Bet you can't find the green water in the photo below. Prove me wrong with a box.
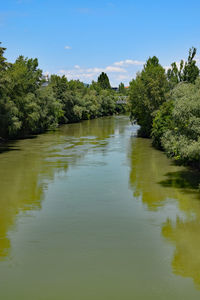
[0,115,200,300]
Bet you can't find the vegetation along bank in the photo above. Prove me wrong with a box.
[1,42,200,170]
[0,43,126,141]
[129,47,200,170]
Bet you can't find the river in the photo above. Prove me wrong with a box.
[0,115,200,299]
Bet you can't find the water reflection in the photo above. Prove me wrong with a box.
[128,137,188,210]
[128,135,200,287]
[0,117,117,260]
[162,217,200,288]
[159,170,200,191]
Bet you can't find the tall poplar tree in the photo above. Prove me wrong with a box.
[97,72,111,89]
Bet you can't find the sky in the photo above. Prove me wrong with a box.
[1,0,200,86]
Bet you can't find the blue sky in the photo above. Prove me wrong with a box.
[1,0,200,86]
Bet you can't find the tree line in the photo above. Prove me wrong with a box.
[129,47,200,169]
[0,43,126,141]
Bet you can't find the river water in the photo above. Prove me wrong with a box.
[0,115,200,299]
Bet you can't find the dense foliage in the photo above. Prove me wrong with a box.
[129,56,168,137]
[162,80,200,168]
[0,48,63,139]
[97,72,111,90]
[151,100,174,149]
[167,47,199,87]
[49,74,126,123]
[118,82,127,95]
[0,43,126,140]
[129,48,200,169]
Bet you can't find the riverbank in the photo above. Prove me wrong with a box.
[129,49,200,171]
[0,43,127,142]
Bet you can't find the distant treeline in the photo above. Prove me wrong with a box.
[0,43,126,141]
[129,47,200,169]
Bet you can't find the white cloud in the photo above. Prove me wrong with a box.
[114,59,144,66]
[64,45,71,50]
[86,67,104,73]
[58,64,127,84]
[55,53,200,86]
[105,66,126,72]
[117,74,129,80]
[85,66,126,73]
[57,58,144,86]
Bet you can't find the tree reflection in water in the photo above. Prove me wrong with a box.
[128,136,200,288]
[0,117,116,261]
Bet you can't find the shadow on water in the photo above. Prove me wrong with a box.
[0,145,20,154]
[159,169,200,191]
[0,134,40,155]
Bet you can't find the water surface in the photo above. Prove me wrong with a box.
[0,116,200,299]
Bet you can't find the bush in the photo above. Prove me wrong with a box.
[162,79,200,168]
[151,100,174,149]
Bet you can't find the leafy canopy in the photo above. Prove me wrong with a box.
[129,56,168,137]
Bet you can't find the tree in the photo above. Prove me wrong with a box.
[151,100,174,149]
[0,52,64,139]
[167,61,184,88]
[3,56,43,137]
[0,43,20,139]
[167,47,199,87]
[97,72,111,89]
[129,56,168,137]
[0,42,121,140]
[118,82,126,94]
[183,47,199,83]
[99,90,116,115]
[7,56,42,98]
[0,42,7,73]
[162,79,200,168]
[50,75,68,101]
[0,43,9,98]
[90,80,102,93]
[35,87,63,132]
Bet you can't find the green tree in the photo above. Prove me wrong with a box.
[129,56,168,137]
[97,72,111,90]
[49,76,88,123]
[7,56,42,98]
[35,87,63,132]
[162,79,200,168]
[167,61,184,88]
[0,42,122,141]
[0,53,63,139]
[183,47,199,83]
[90,80,102,93]
[50,75,68,101]
[4,56,43,136]
[0,42,8,73]
[167,47,199,87]
[99,90,116,115]
[118,82,126,94]
[0,43,21,139]
[151,100,174,149]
